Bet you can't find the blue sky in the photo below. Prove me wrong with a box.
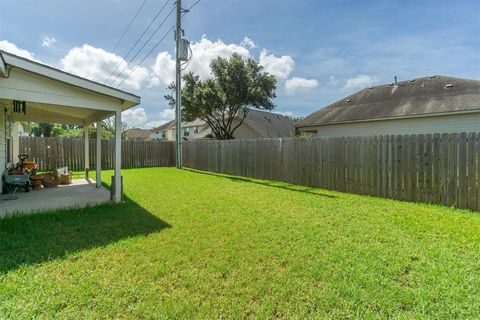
[1,0,479,128]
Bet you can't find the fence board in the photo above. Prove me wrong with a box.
[467,133,477,210]
[19,137,175,171]
[182,134,480,211]
[20,133,480,211]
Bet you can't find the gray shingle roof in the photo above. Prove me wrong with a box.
[150,108,294,138]
[243,109,294,138]
[151,119,175,131]
[296,75,480,128]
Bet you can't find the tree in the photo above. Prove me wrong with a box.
[165,53,277,140]
[26,117,129,139]
[29,123,54,137]
[100,117,130,139]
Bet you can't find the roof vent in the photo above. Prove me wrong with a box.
[445,83,454,88]
[368,86,374,89]
[429,75,436,79]
[345,99,352,103]
[408,79,416,83]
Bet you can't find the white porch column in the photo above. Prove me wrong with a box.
[11,122,20,162]
[96,121,102,188]
[84,125,89,179]
[114,110,122,202]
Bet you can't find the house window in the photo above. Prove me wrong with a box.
[183,127,190,137]
[193,126,199,134]
[161,131,166,139]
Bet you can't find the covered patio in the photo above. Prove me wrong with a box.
[0,179,110,217]
[0,51,140,210]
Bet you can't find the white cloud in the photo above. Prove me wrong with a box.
[151,52,176,87]
[60,44,149,89]
[144,120,166,129]
[145,109,175,129]
[343,75,375,90]
[122,107,148,128]
[158,108,175,120]
[151,35,251,85]
[41,36,56,48]
[187,36,251,79]
[259,49,294,80]
[241,36,257,49]
[285,77,318,95]
[124,108,175,129]
[329,75,338,86]
[0,40,35,60]
[150,36,299,88]
[276,111,294,117]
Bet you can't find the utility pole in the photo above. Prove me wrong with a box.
[175,0,183,168]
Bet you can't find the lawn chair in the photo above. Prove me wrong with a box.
[1,155,37,200]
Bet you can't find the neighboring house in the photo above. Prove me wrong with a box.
[126,128,150,140]
[150,120,175,140]
[295,75,480,137]
[150,108,294,140]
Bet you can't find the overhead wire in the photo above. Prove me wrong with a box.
[108,5,176,86]
[115,0,201,87]
[111,0,149,52]
[115,24,176,87]
[187,0,201,11]
[103,0,171,85]
[98,0,148,73]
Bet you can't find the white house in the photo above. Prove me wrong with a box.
[295,75,480,137]
[0,50,140,202]
[150,108,294,140]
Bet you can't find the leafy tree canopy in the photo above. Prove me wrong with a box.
[165,53,277,140]
[26,117,129,139]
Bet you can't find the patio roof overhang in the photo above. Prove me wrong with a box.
[0,50,141,203]
[0,50,140,125]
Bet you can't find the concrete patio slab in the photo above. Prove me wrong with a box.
[0,179,111,218]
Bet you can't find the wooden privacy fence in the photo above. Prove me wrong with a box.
[19,137,175,171]
[183,133,480,211]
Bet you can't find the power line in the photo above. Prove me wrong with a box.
[107,5,176,86]
[110,0,149,55]
[175,0,183,168]
[98,0,148,73]
[186,0,201,11]
[104,0,171,84]
[115,23,175,87]
[115,1,201,88]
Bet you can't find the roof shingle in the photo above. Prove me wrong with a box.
[296,75,480,127]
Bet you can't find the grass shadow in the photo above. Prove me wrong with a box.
[184,168,336,199]
[0,197,170,274]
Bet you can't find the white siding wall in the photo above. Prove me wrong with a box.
[155,121,262,140]
[307,113,480,137]
[0,68,121,112]
[150,130,168,140]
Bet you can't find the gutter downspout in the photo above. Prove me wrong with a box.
[0,51,7,78]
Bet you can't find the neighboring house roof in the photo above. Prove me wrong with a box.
[296,75,480,128]
[181,118,207,128]
[150,109,294,138]
[242,108,294,137]
[151,120,175,131]
[0,50,140,110]
[126,128,150,140]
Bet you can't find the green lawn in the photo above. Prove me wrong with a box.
[1,167,480,319]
